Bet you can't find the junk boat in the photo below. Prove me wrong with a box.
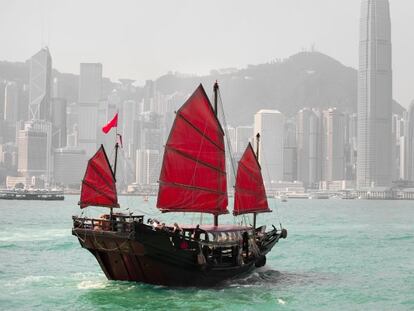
[72,83,287,286]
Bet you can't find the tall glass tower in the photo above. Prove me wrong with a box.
[357,0,393,189]
[29,47,52,121]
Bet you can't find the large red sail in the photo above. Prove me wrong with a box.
[79,145,119,209]
[157,84,228,215]
[233,143,271,216]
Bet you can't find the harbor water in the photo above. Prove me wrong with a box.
[0,196,413,310]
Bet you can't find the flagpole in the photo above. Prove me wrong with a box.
[111,110,119,227]
[113,109,119,179]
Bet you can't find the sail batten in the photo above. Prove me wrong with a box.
[79,145,119,209]
[233,143,270,216]
[157,84,228,215]
[177,114,225,152]
[166,146,227,175]
[159,181,227,195]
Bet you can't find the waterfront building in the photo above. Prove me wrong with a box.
[53,147,86,187]
[283,119,297,182]
[136,149,160,185]
[254,109,285,185]
[322,108,346,182]
[404,101,414,181]
[357,0,393,188]
[296,108,322,188]
[17,128,47,177]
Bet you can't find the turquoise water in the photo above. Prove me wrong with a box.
[0,196,413,310]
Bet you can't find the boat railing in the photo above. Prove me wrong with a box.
[73,215,144,233]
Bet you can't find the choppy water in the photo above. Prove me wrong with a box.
[0,196,413,310]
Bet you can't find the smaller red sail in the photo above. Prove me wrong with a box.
[79,145,119,209]
[233,143,271,216]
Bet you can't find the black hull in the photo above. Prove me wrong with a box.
[72,222,282,287]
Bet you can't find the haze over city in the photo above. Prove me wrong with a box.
[1,0,414,106]
[2,1,414,310]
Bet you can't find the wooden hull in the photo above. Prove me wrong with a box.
[72,223,282,287]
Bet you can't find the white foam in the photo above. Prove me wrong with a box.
[277,298,286,305]
[77,280,107,290]
[0,229,68,242]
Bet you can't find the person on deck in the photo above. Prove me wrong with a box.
[172,223,182,234]
[192,224,202,240]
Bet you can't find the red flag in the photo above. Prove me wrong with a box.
[102,113,118,134]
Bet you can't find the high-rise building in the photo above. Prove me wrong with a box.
[404,101,414,181]
[17,120,53,180]
[283,119,297,182]
[254,110,285,185]
[136,149,160,185]
[51,98,67,148]
[79,63,102,103]
[322,108,346,182]
[17,128,47,177]
[122,100,138,158]
[78,63,102,157]
[29,47,52,120]
[4,82,18,122]
[296,108,322,188]
[235,126,253,155]
[0,81,6,120]
[357,0,393,188]
[53,147,86,187]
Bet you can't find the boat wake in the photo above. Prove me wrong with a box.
[77,280,107,290]
[0,229,68,242]
[226,267,329,288]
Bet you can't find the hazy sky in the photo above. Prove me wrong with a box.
[1,0,413,106]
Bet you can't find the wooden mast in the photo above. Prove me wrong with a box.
[253,133,261,229]
[110,119,120,223]
[214,81,219,227]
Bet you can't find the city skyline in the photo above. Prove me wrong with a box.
[1,0,414,194]
[1,0,414,107]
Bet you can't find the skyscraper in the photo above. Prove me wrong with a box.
[235,126,253,155]
[322,108,346,182]
[404,101,414,181]
[79,63,102,103]
[78,63,102,156]
[296,108,322,188]
[357,0,393,188]
[283,119,297,182]
[17,128,47,176]
[4,82,18,122]
[254,110,285,185]
[29,47,52,120]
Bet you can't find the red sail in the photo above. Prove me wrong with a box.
[79,145,119,209]
[157,84,228,215]
[233,143,271,216]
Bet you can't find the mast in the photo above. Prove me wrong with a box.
[253,133,261,229]
[255,133,260,161]
[214,81,219,227]
[111,122,119,221]
[113,141,119,179]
